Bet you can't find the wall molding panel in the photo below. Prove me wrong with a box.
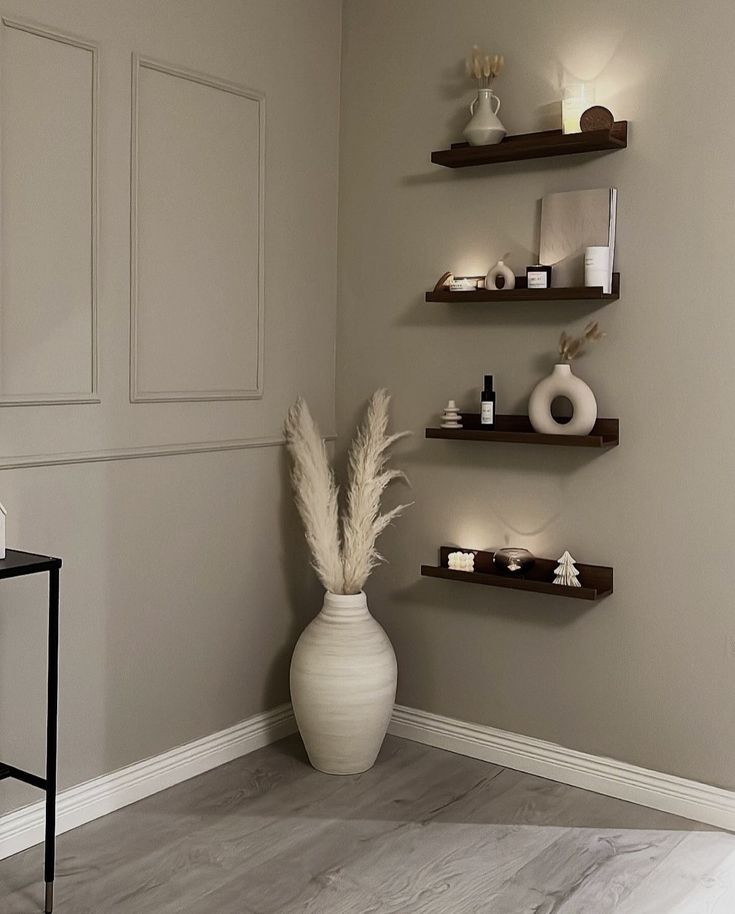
[130,55,266,404]
[0,432,336,470]
[0,17,99,406]
[389,705,735,832]
[0,704,296,861]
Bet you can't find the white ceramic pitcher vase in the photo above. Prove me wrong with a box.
[463,88,507,146]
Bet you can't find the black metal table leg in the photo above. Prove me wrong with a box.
[44,567,59,914]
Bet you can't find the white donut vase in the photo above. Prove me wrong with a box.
[528,363,597,436]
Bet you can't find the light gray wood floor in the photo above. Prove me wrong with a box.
[1,734,734,913]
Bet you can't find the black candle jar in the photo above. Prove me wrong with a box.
[526,264,553,289]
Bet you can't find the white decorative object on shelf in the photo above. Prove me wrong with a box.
[441,400,463,428]
[553,550,581,587]
[585,245,612,293]
[562,83,594,134]
[448,551,475,572]
[463,47,506,146]
[0,502,6,559]
[529,322,605,436]
[485,258,516,291]
[464,88,506,146]
[449,278,478,292]
[528,363,597,436]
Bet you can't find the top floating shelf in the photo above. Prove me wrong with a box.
[431,122,628,169]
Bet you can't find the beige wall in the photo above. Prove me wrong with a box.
[338,0,735,789]
[3,0,732,819]
[0,0,340,813]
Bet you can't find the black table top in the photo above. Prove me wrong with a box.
[0,549,62,579]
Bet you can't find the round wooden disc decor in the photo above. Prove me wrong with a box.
[580,106,615,132]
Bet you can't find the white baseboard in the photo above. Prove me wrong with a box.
[4,701,731,862]
[0,703,296,860]
[389,704,735,832]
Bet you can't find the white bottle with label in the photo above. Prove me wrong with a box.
[480,375,496,428]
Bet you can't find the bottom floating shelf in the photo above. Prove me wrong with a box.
[421,547,613,601]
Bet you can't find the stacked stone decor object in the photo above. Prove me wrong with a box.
[441,400,463,428]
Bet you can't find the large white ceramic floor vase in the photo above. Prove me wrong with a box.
[290,590,397,775]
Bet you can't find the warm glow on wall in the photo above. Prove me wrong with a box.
[451,521,493,550]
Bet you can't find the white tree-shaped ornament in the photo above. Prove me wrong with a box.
[553,550,581,587]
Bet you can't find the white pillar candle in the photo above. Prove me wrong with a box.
[584,245,611,293]
[562,84,594,134]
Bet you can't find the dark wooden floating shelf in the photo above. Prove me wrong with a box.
[422,547,613,601]
[426,414,619,449]
[427,273,619,303]
[431,121,628,168]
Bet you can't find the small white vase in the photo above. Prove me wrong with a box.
[290,590,397,775]
[486,259,516,291]
[528,363,597,436]
[463,88,506,146]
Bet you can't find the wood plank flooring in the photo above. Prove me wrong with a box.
[0,734,733,913]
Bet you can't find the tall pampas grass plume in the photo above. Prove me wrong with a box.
[284,398,344,594]
[342,390,411,593]
[285,390,411,595]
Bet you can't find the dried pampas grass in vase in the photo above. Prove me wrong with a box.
[285,390,411,776]
[342,389,411,594]
[284,398,345,594]
[284,389,411,594]
[558,321,605,362]
[465,45,504,89]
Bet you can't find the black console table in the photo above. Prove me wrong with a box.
[0,550,61,913]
